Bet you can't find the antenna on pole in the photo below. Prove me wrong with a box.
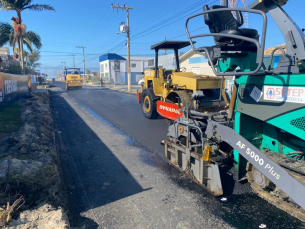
[220,0,229,6]
[241,0,248,28]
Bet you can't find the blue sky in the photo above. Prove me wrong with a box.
[0,0,304,77]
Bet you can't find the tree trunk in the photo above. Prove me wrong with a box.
[17,10,25,74]
[19,38,25,74]
[17,10,22,22]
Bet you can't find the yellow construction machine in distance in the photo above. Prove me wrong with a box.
[65,68,83,91]
[137,41,229,120]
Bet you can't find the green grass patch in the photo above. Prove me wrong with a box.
[0,103,23,140]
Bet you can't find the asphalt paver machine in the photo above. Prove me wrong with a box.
[163,0,305,221]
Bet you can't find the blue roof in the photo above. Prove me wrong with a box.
[99,53,126,62]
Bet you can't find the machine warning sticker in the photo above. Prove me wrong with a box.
[145,71,150,76]
[250,86,263,102]
[264,86,305,104]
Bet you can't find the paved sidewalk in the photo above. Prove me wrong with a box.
[85,83,141,94]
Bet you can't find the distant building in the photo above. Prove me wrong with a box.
[99,53,151,84]
[0,47,10,56]
[0,47,11,69]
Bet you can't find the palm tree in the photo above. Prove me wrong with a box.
[0,0,55,72]
[0,22,41,54]
[27,49,41,69]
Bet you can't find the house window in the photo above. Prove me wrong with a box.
[189,56,207,64]
[100,64,104,73]
[148,59,154,66]
[131,63,136,68]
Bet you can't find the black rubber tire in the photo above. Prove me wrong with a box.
[141,88,159,119]
[166,119,174,126]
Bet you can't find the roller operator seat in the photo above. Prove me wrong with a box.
[204,5,259,46]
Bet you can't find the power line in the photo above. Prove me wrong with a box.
[131,0,212,40]
[45,0,218,69]
[87,0,215,60]
[132,0,217,41]
[79,0,208,58]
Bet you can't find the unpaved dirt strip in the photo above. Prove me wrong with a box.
[50,86,305,229]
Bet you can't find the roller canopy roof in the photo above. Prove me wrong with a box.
[151,41,194,50]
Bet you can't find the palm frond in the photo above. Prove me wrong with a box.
[0,22,13,33]
[0,0,17,11]
[23,4,55,12]
[9,33,14,46]
[32,62,41,68]
[0,22,13,46]
[22,0,33,8]
[22,36,33,52]
[23,30,41,49]
[28,49,41,69]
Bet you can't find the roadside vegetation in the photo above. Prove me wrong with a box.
[0,102,23,140]
[0,93,69,228]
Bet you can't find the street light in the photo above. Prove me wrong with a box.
[116,32,127,38]
[116,32,125,35]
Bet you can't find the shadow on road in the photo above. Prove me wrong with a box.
[50,89,149,228]
[50,84,305,229]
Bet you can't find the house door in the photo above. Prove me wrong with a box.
[115,72,122,84]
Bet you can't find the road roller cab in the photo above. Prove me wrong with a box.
[138,41,228,120]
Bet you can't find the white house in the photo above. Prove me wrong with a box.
[99,53,151,84]
[180,49,236,96]
[179,49,216,76]
[145,49,215,76]
[147,52,184,70]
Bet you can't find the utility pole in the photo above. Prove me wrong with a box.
[111,4,133,92]
[164,37,167,55]
[69,54,75,68]
[61,61,66,69]
[59,65,64,77]
[76,46,86,85]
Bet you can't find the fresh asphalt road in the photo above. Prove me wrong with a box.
[53,81,305,229]
[56,82,167,158]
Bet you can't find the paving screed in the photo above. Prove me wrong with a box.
[50,83,305,228]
